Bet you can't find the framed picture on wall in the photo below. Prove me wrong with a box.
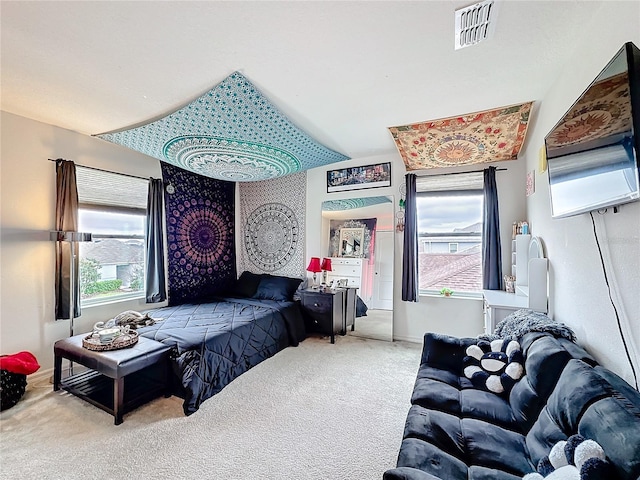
[326,162,391,193]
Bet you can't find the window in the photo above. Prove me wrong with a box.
[76,167,148,306]
[415,172,484,295]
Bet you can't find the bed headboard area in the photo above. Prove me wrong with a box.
[238,171,306,278]
[161,163,237,305]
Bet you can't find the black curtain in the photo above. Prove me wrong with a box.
[54,159,79,319]
[402,173,418,302]
[145,178,167,303]
[482,166,502,290]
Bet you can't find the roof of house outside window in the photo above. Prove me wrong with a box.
[419,244,482,292]
[81,239,143,265]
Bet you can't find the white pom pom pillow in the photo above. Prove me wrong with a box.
[463,338,525,395]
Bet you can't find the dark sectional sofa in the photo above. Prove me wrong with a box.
[384,331,640,480]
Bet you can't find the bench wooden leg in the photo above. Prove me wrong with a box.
[53,355,62,391]
[114,377,124,425]
[164,358,172,398]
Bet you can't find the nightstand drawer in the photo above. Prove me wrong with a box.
[302,295,332,314]
[306,312,333,332]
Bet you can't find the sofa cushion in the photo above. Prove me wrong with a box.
[459,389,518,430]
[400,405,534,478]
[403,406,464,460]
[509,334,575,431]
[411,365,464,414]
[420,333,477,372]
[395,438,468,479]
[527,359,640,480]
[462,417,534,476]
[383,467,448,480]
[467,466,524,480]
[411,365,519,430]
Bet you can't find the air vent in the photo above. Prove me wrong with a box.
[455,0,497,50]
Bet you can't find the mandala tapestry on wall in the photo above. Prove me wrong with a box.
[388,102,533,170]
[245,203,299,272]
[161,163,236,305]
[239,172,306,277]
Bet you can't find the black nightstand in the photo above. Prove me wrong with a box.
[299,288,345,344]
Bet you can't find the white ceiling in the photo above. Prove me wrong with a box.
[0,1,610,161]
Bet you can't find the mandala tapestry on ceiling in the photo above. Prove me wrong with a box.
[329,218,377,264]
[97,72,349,182]
[321,196,392,211]
[545,71,631,154]
[389,102,533,170]
[161,163,236,305]
[239,172,306,277]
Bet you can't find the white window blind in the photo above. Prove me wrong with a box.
[76,166,148,213]
[416,171,483,193]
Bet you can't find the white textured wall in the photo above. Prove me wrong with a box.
[306,154,526,343]
[0,112,164,370]
[522,2,640,384]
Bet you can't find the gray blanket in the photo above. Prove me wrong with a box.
[479,308,576,343]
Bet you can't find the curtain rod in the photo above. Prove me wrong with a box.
[48,158,150,181]
[413,167,507,177]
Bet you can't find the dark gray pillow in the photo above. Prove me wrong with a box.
[233,271,263,298]
[253,275,303,301]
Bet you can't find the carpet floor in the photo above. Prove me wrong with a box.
[0,335,421,480]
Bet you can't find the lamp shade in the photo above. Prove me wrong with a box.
[306,257,322,273]
[321,258,332,271]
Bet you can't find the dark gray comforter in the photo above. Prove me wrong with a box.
[139,297,305,415]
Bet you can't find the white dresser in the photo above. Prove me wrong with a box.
[326,257,364,289]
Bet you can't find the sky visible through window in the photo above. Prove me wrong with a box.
[416,194,483,233]
[79,210,145,236]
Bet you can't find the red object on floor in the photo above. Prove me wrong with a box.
[0,351,40,375]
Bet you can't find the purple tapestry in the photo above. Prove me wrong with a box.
[161,163,236,305]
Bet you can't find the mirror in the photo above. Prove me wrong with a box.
[339,227,365,257]
[529,236,544,261]
[321,195,394,342]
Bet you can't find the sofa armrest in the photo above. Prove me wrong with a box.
[383,467,445,480]
[420,332,477,372]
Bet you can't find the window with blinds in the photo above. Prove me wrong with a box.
[416,172,484,295]
[76,166,149,305]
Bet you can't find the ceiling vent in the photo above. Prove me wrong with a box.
[455,0,497,50]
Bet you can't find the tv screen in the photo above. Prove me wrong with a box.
[545,42,640,218]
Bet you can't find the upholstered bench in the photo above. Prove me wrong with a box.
[53,334,172,424]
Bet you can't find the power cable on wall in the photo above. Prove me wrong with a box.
[589,211,638,390]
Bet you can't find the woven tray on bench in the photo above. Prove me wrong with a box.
[82,331,139,351]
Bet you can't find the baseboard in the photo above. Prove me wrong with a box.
[27,367,55,386]
[392,335,422,344]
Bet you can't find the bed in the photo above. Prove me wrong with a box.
[138,272,306,415]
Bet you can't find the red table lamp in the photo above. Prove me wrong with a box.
[321,257,332,285]
[306,257,322,288]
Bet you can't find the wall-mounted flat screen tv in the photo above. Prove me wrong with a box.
[545,42,640,218]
